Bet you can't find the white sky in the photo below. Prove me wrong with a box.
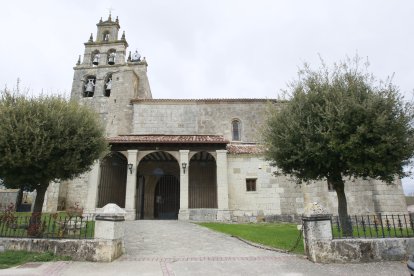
[1,0,414,194]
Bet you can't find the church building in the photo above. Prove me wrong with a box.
[43,15,408,221]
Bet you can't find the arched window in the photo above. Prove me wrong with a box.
[104,74,112,97]
[103,31,110,42]
[232,119,241,141]
[107,49,116,65]
[91,50,100,66]
[83,75,96,97]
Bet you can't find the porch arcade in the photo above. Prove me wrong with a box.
[88,135,230,220]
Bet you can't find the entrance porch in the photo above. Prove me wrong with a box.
[85,135,230,221]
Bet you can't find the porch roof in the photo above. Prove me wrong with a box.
[226,144,265,154]
[108,135,229,144]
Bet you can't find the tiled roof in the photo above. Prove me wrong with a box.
[226,143,265,154]
[108,135,228,144]
[131,98,280,104]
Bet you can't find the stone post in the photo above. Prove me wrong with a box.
[178,150,190,220]
[216,150,230,221]
[125,150,138,220]
[302,202,332,263]
[94,203,126,261]
[85,160,100,213]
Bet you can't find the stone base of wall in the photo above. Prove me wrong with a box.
[187,209,303,223]
[230,211,301,224]
[308,238,414,263]
[189,209,218,221]
[0,238,123,262]
[265,214,302,223]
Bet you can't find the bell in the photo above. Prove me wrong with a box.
[85,85,94,93]
[85,79,95,93]
[108,56,115,65]
[92,56,99,65]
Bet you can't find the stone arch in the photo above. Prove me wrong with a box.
[91,50,100,66]
[136,151,180,219]
[189,151,217,208]
[104,73,112,97]
[83,75,96,97]
[103,30,110,41]
[107,49,116,65]
[97,152,127,208]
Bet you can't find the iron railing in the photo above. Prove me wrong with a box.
[0,212,95,239]
[332,214,414,239]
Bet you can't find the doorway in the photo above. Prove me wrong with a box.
[154,175,180,219]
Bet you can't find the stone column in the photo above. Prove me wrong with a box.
[125,150,138,220]
[85,160,101,214]
[178,150,190,220]
[302,203,333,263]
[94,203,126,261]
[216,150,230,221]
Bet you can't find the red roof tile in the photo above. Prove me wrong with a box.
[226,143,265,154]
[131,98,280,104]
[108,135,228,144]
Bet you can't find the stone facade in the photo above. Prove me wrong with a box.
[43,15,408,222]
[0,189,18,211]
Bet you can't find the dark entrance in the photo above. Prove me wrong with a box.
[154,175,180,219]
[97,152,127,208]
[189,151,217,208]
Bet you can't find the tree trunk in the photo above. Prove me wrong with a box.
[33,184,48,213]
[16,189,23,211]
[329,176,353,236]
[28,183,48,237]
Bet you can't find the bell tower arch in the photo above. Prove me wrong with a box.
[70,14,152,136]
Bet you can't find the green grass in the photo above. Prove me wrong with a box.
[0,250,71,269]
[199,222,304,254]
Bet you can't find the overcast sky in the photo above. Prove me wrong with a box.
[2,0,414,194]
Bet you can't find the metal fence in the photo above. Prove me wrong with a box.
[0,212,95,239]
[332,214,414,239]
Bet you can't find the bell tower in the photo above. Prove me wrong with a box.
[70,14,152,136]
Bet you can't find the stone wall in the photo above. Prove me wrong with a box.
[227,155,283,222]
[42,182,60,213]
[133,100,277,143]
[311,238,414,263]
[0,189,18,210]
[226,154,407,222]
[302,214,414,263]
[0,238,123,262]
[301,178,407,216]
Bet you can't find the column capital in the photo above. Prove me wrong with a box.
[179,150,190,154]
[127,149,139,154]
[216,149,228,154]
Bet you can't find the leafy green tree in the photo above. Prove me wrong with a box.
[263,57,414,234]
[0,90,108,214]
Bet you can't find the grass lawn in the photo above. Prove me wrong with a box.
[0,250,71,269]
[0,212,95,239]
[199,222,304,254]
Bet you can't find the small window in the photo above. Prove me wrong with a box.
[246,178,256,192]
[232,119,241,141]
[328,182,335,192]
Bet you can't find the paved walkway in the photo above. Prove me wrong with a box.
[0,220,409,275]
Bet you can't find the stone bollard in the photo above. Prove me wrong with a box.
[302,202,333,263]
[94,203,126,261]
